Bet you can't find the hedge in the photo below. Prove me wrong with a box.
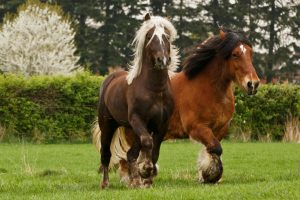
[0,72,299,142]
[231,84,300,140]
[0,72,104,143]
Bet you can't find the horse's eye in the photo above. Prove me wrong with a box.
[232,53,239,59]
[147,35,152,40]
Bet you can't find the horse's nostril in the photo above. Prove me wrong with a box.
[254,82,259,89]
[156,57,163,64]
[247,81,253,89]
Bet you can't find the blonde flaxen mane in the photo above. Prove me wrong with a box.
[126,15,179,85]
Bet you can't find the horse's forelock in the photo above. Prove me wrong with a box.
[218,31,252,59]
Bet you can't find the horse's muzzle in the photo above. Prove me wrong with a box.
[154,56,171,70]
[246,80,259,95]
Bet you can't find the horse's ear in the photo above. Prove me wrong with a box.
[166,15,172,21]
[220,29,226,40]
[144,13,151,21]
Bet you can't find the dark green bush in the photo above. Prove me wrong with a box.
[0,72,104,143]
[0,73,299,143]
[231,84,300,140]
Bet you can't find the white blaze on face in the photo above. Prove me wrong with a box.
[147,25,166,46]
[163,56,167,65]
[147,25,169,66]
[240,44,247,54]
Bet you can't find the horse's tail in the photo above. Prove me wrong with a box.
[92,119,129,169]
[92,119,101,153]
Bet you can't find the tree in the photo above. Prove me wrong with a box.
[50,0,145,74]
[150,0,172,15]
[95,0,144,74]
[256,0,300,82]
[51,0,101,72]
[0,0,25,23]
[166,0,207,66]
[0,0,80,75]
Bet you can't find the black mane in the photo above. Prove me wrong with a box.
[183,29,252,79]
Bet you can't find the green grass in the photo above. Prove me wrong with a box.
[0,141,299,199]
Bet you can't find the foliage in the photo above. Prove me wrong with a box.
[0,0,299,79]
[0,142,299,199]
[231,84,300,140]
[0,73,299,142]
[0,72,104,143]
[0,0,80,76]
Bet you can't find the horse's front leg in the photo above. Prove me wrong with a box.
[141,127,166,186]
[189,123,223,183]
[128,114,153,186]
[216,123,229,141]
[127,134,142,187]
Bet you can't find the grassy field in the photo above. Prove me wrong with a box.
[0,141,299,200]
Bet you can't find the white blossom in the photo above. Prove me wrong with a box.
[0,1,81,75]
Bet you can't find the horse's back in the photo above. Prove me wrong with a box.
[99,70,127,106]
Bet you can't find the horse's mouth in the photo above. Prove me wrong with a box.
[154,63,168,70]
[247,89,257,95]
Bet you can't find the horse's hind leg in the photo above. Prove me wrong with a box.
[99,120,117,189]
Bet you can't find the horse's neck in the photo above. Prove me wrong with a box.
[139,55,169,91]
[202,59,233,97]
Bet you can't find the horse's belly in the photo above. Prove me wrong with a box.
[166,109,186,139]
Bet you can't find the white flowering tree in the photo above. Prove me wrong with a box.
[0,0,81,75]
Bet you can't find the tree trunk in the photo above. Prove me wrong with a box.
[151,0,163,15]
[178,0,183,38]
[102,0,111,68]
[212,0,220,32]
[266,0,275,83]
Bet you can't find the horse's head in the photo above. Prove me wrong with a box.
[221,30,260,95]
[143,13,171,70]
[126,14,179,85]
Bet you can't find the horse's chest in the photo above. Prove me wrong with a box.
[211,99,234,130]
[148,95,173,124]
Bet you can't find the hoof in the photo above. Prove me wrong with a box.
[198,153,223,184]
[138,160,153,179]
[120,175,130,185]
[198,148,223,184]
[129,177,142,188]
[152,164,159,177]
[100,181,109,189]
[141,178,153,188]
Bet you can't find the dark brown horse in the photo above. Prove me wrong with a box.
[93,28,259,184]
[93,13,179,189]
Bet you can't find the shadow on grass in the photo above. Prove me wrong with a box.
[0,168,8,173]
[38,169,67,177]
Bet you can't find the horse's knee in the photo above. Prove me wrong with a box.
[140,135,153,150]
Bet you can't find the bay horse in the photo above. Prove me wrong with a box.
[94,13,179,189]
[93,28,259,184]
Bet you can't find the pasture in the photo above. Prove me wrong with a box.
[0,141,299,200]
